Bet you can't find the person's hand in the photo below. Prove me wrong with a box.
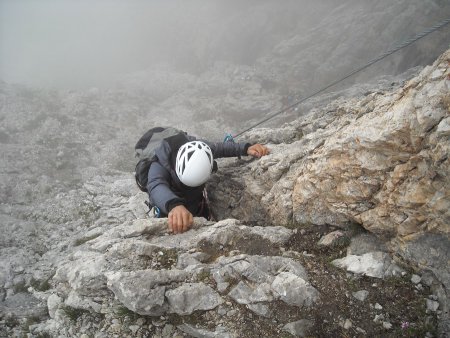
[168,205,193,234]
[247,144,269,158]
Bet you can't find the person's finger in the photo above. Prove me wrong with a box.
[248,144,270,158]
[168,212,174,233]
[250,149,259,157]
[181,211,190,233]
[249,147,260,157]
[172,212,180,234]
[256,145,269,156]
[257,145,267,154]
[177,213,184,234]
[184,209,194,232]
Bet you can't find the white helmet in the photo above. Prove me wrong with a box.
[175,141,214,187]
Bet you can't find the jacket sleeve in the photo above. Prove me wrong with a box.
[147,161,184,215]
[206,141,251,159]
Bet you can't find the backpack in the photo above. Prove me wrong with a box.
[134,127,187,192]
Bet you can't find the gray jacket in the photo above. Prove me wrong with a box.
[147,136,250,216]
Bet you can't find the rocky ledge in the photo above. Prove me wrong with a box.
[18,210,442,337]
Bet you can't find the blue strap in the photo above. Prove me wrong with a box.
[224,133,235,143]
[153,206,161,218]
[224,133,241,159]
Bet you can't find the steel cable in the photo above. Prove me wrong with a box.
[233,17,450,139]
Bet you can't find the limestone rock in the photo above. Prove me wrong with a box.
[271,272,319,308]
[411,274,421,284]
[106,269,190,316]
[47,294,62,319]
[214,254,311,310]
[65,291,102,313]
[228,281,273,305]
[346,233,387,256]
[352,290,369,302]
[394,233,450,292]
[178,324,232,338]
[382,321,393,329]
[246,303,271,317]
[332,252,404,278]
[426,299,439,312]
[317,230,346,246]
[282,319,314,337]
[211,49,450,297]
[166,283,223,315]
[54,251,108,296]
[0,292,48,320]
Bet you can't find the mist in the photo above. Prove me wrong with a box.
[0,0,197,88]
[2,0,448,90]
[0,0,307,88]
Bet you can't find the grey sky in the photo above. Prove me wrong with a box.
[0,0,200,88]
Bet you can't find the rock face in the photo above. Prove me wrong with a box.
[1,31,449,338]
[211,49,450,290]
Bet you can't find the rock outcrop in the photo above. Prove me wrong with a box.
[1,39,449,338]
[211,49,450,290]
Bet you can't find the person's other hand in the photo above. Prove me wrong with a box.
[168,205,193,234]
[247,144,270,158]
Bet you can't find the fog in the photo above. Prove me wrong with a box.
[0,0,197,88]
[0,0,312,88]
[2,0,448,90]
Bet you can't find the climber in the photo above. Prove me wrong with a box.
[147,135,269,234]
